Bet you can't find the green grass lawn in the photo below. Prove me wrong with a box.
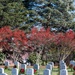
[4,69,11,75]
[4,67,73,75]
[52,68,73,75]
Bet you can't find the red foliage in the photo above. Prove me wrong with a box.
[66,29,75,39]
[34,69,37,73]
[30,27,54,45]
[69,64,73,68]
[0,26,75,61]
[29,27,75,52]
[73,66,75,71]
[28,27,54,51]
[0,26,28,56]
[12,29,27,46]
[0,26,12,39]
[20,69,25,74]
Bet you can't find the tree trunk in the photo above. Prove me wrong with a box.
[13,51,15,62]
[36,52,41,64]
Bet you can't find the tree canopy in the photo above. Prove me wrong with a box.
[0,0,34,32]
[23,0,75,32]
[0,26,75,63]
[0,0,75,32]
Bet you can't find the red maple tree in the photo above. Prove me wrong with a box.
[0,26,75,63]
[51,29,75,61]
[28,27,55,63]
[0,26,28,63]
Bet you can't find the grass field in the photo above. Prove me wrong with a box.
[4,66,74,75]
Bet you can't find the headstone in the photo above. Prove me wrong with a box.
[14,61,19,69]
[70,60,75,67]
[0,68,4,74]
[70,60,74,65]
[73,62,75,67]
[33,64,39,70]
[43,69,51,75]
[60,63,66,67]
[48,62,54,68]
[5,61,9,67]
[0,73,8,75]
[12,68,18,75]
[60,69,68,75]
[20,64,27,70]
[60,64,67,70]
[46,64,52,71]
[60,60,64,65]
[26,68,34,75]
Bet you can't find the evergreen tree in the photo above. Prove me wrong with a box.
[23,0,75,32]
[0,0,75,32]
[0,0,34,32]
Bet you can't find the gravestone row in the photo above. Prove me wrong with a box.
[43,62,54,75]
[4,61,55,75]
[59,60,68,75]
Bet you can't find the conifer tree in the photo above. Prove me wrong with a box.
[0,0,75,32]
[23,0,75,32]
[0,0,34,32]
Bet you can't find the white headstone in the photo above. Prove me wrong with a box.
[46,64,52,70]
[60,60,64,65]
[14,61,19,69]
[5,61,9,67]
[70,60,74,65]
[43,69,51,75]
[26,68,34,75]
[33,64,39,70]
[0,68,4,74]
[60,69,68,75]
[60,64,67,70]
[70,60,75,67]
[48,62,54,68]
[0,73,8,75]
[21,64,27,70]
[12,68,18,75]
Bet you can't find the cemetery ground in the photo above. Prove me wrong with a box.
[0,65,73,75]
